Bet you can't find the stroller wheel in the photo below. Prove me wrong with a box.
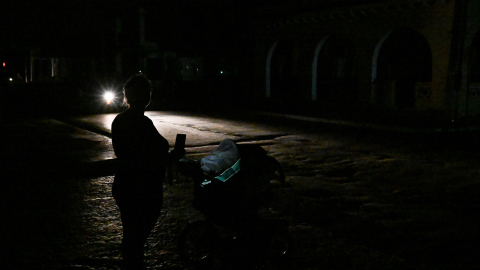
[259,221,292,269]
[178,220,218,264]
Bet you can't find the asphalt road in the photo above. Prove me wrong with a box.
[66,111,293,148]
[4,109,480,269]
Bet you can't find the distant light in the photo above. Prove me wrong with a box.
[9,78,13,81]
[103,91,115,104]
[220,71,224,74]
[139,70,142,73]
[2,62,5,67]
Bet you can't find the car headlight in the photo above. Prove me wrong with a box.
[103,91,115,104]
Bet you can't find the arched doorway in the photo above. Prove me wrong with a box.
[373,28,432,109]
[314,36,356,106]
[469,32,480,85]
[466,31,480,115]
[267,40,295,100]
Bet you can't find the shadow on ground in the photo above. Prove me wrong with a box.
[2,153,119,269]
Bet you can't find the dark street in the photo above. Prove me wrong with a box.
[3,103,480,269]
[3,0,480,269]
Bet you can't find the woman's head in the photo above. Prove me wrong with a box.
[123,75,151,108]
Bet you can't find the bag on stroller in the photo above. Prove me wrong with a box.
[192,139,284,226]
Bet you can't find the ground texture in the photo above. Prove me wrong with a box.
[3,115,480,269]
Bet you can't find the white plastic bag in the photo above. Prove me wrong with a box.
[201,139,240,176]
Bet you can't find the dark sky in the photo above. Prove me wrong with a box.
[0,0,389,54]
[1,1,113,50]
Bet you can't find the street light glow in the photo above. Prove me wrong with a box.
[103,91,115,104]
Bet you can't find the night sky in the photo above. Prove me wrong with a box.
[1,1,248,53]
[1,0,391,52]
[0,0,393,78]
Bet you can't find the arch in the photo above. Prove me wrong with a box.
[267,40,295,100]
[469,31,480,83]
[373,28,432,109]
[467,30,480,113]
[312,35,329,101]
[313,35,357,105]
[266,41,278,98]
[372,30,393,82]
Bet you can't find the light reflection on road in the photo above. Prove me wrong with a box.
[79,111,288,148]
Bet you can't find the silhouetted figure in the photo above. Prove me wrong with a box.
[111,75,177,269]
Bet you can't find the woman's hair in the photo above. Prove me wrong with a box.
[123,75,151,107]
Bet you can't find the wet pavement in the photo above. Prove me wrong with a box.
[3,109,480,269]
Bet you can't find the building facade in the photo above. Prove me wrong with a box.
[9,0,480,123]
[250,0,480,124]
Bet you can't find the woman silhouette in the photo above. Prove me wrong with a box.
[111,75,178,269]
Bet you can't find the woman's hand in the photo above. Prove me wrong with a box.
[169,149,186,162]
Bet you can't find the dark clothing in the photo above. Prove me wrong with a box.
[111,109,169,269]
[112,111,169,198]
[115,196,162,269]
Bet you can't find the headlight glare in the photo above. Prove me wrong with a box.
[103,91,115,104]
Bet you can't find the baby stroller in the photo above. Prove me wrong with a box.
[177,139,290,269]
